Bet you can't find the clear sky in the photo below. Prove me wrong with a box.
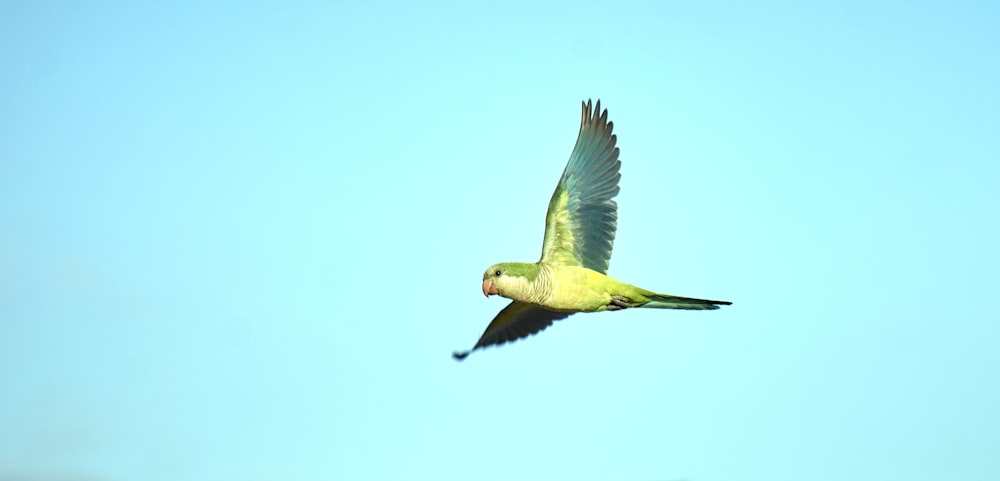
[2,1,998,480]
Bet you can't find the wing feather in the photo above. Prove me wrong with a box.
[452,301,573,360]
[540,100,621,274]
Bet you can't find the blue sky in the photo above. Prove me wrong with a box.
[2,1,998,480]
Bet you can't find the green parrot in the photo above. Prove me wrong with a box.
[453,100,731,360]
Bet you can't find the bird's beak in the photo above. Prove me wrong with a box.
[482,278,499,297]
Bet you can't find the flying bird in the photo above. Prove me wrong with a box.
[453,100,730,360]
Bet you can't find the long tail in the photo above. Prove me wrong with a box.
[642,294,732,310]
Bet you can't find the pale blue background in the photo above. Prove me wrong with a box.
[2,1,998,480]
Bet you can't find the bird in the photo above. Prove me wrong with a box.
[453,100,730,360]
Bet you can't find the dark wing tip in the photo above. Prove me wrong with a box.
[452,350,471,361]
[581,98,607,124]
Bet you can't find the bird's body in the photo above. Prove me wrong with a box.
[453,100,730,360]
[485,262,723,313]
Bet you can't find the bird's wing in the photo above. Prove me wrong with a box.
[540,99,621,274]
[453,301,573,360]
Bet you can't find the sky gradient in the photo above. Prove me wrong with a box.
[2,1,998,480]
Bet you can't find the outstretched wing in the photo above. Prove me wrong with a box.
[453,301,573,360]
[540,99,621,274]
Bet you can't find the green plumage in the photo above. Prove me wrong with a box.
[453,100,730,361]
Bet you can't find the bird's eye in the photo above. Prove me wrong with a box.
[494,270,501,276]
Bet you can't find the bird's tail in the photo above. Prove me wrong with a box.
[642,293,732,310]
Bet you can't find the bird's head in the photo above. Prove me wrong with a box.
[481,262,539,298]
[481,264,506,297]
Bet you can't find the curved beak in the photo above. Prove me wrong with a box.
[482,278,499,297]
